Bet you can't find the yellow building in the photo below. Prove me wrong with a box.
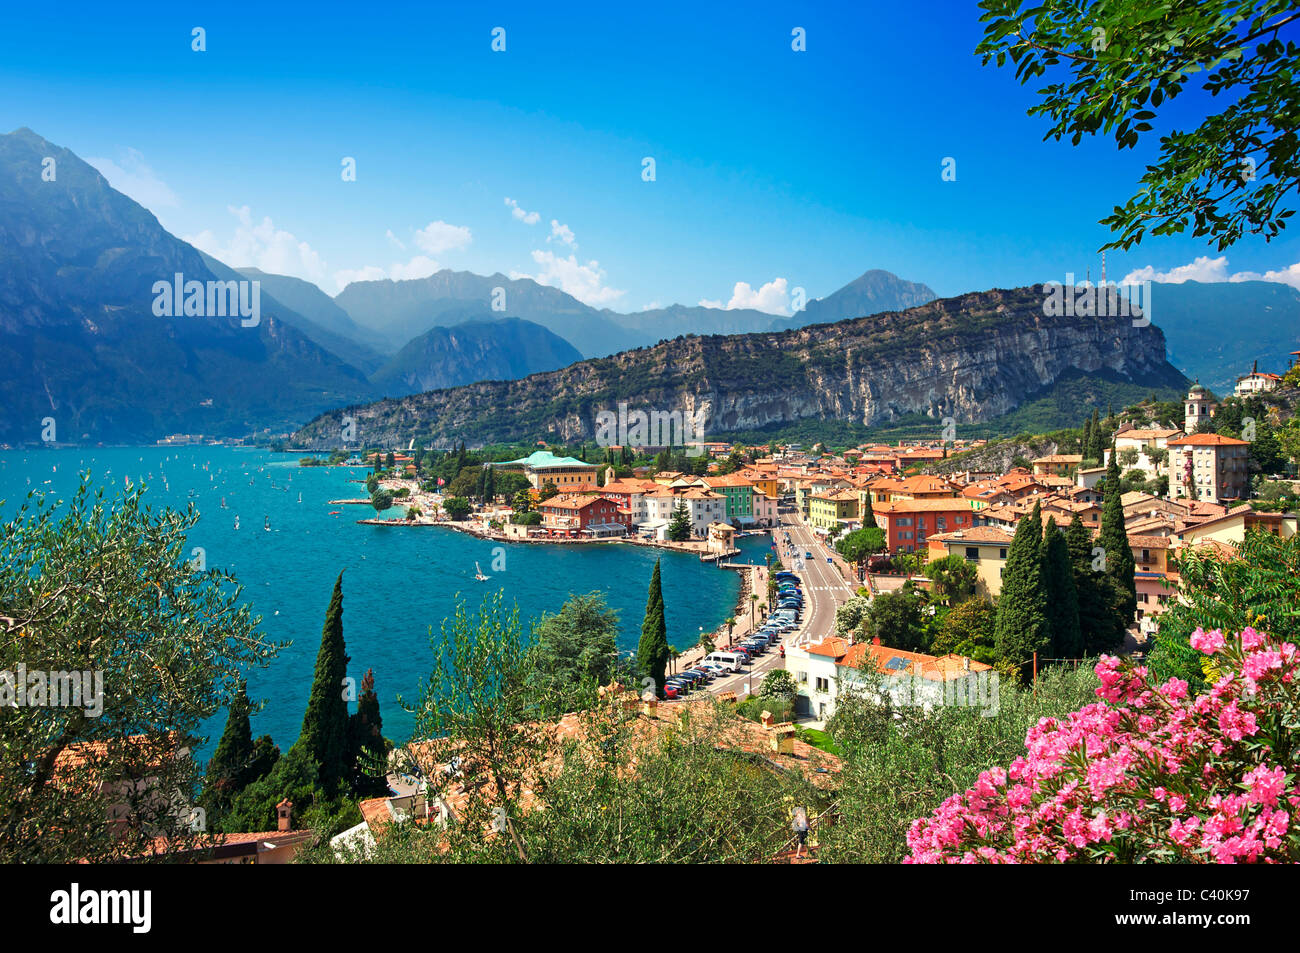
[926,526,1015,598]
[739,468,779,500]
[809,489,859,530]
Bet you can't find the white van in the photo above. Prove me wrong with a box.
[705,651,745,673]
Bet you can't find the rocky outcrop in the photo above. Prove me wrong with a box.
[290,286,1186,448]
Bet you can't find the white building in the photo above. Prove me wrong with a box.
[1234,363,1282,397]
[1105,426,1183,483]
[784,636,994,721]
[641,486,726,537]
[1184,383,1216,433]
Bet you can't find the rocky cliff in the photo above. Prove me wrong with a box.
[290,285,1186,448]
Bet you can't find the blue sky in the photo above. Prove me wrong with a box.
[3,0,1298,311]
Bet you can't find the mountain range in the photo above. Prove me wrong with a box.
[0,126,1293,445]
[290,286,1188,449]
[1145,279,1300,394]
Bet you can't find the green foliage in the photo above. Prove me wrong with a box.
[866,584,929,653]
[1100,456,1137,624]
[1150,530,1300,688]
[529,592,623,717]
[757,668,798,702]
[667,502,692,542]
[929,596,998,665]
[442,497,472,521]
[977,0,1300,252]
[1041,519,1084,658]
[820,665,1100,863]
[0,479,280,862]
[399,591,548,862]
[836,526,886,563]
[921,553,977,605]
[348,669,388,798]
[202,681,279,820]
[1065,514,1125,654]
[369,490,394,513]
[291,572,351,793]
[834,594,871,639]
[994,503,1049,669]
[636,560,670,693]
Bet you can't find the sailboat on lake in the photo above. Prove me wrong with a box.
[474,562,488,581]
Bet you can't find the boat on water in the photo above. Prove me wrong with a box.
[264,516,270,532]
[297,492,303,503]
[474,562,489,581]
[234,516,240,530]
[329,510,342,515]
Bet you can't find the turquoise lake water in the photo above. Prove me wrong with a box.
[0,447,772,756]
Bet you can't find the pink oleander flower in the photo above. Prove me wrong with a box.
[906,628,1300,865]
[1244,765,1287,808]
[1190,627,1226,654]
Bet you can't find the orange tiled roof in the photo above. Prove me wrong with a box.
[1168,433,1250,446]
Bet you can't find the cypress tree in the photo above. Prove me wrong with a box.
[1100,452,1137,635]
[1089,411,1106,463]
[862,493,877,529]
[636,559,670,694]
[293,571,352,792]
[348,669,388,797]
[994,502,1049,671]
[1081,415,1094,462]
[1041,518,1083,658]
[1065,515,1119,653]
[202,680,255,813]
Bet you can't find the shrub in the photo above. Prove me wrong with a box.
[906,627,1300,863]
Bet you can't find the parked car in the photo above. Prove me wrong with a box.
[662,683,679,699]
[704,652,745,672]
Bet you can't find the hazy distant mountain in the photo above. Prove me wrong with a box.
[1146,280,1300,394]
[370,317,582,396]
[779,269,937,329]
[230,265,386,374]
[334,267,938,359]
[335,270,638,358]
[0,128,377,443]
[605,303,794,340]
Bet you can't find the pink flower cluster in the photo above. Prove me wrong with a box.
[905,628,1300,863]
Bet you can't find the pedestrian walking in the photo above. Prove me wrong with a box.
[792,806,810,858]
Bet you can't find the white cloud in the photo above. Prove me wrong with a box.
[504,197,540,225]
[414,220,472,255]
[1122,256,1233,285]
[86,148,180,212]
[185,208,454,293]
[334,255,440,291]
[184,205,328,287]
[511,249,625,306]
[1122,255,1300,292]
[548,219,577,249]
[698,278,791,315]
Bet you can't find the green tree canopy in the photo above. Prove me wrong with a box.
[977,1,1300,251]
[0,480,281,862]
[291,572,351,793]
[994,502,1049,670]
[529,592,623,716]
[636,560,671,694]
